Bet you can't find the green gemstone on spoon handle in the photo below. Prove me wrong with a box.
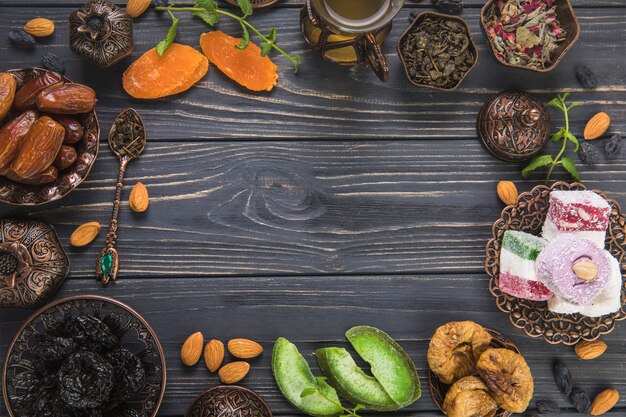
[95,109,146,286]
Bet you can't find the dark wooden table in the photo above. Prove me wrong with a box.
[1,0,626,416]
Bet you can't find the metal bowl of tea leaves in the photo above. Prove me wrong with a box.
[398,12,477,91]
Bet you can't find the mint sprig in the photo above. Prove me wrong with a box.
[521,93,583,184]
[154,0,301,73]
[300,377,365,417]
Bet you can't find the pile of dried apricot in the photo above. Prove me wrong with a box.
[123,43,209,99]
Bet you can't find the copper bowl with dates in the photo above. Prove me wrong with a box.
[0,68,99,206]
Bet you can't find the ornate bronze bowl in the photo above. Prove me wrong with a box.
[185,385,272,417]
[2,295,166,417]
[0,68,99,206]
[486,182,626,345]
[428,328,517,417]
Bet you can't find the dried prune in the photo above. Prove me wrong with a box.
[10,116,65,179]
[476,348,534,413]
[9,29,36,49]
[427,321,492,384]
[605,133,623,158]
[105,348,146,400]
[432,0,463,14]
[570,387,592,414]
[41,52,66,74]
[537,399,561,414]
[579,141,599,165]
[554,360,572,396]
[575,65,597,89]
[73,314,119,352]
[59,351,114,409]
[29,334,76,363]
[443,376,497,417]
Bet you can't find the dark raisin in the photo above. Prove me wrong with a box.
[9,29,36,49]
[537,399,561,414]
[58,351,114,409]
[41,52,65,74]
[605,133,623,158]
[579,141,599,165]
[105,348,146,400]
[431,0,463,14]
[575,65,597,89]
[29,334,77,363]
[73,314,119,352]
[570,387,592,414]
[554,361,572,396]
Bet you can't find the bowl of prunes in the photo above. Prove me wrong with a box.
[2,295,166,417]
[0,68,99,206]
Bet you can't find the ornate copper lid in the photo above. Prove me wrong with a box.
[185,385,272,417]
[477,90,551,162]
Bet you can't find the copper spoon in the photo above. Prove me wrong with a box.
[96,109,146,285]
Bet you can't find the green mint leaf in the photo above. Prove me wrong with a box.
[236,24,250,49]
[195,0,218,11]
[237,0,253,17]
[567,101,584,110]
[260,42,272,56]
[300,388,318,398]
[315,376,327,386]
[561,157,581,182]
[551,128,565,142]
[522,154,554,178]
[547,97,562,109]
[193,10,219,26]
[352,405,365,412]
[292,53,302,74]
[561,92,570,101]
[156,11,179,56]
[266,27,277,43]
[566,131,579,152]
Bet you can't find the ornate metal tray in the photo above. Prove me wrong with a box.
[185,385,272,417]
[0,68,99,206]
[428,328,518,417]
[486,181,626,345]
[2,295,166,417]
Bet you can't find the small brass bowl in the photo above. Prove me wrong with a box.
[0,68,99,206]
[185,385,272,417]
[480,0,580,72]
[397,11,478,91]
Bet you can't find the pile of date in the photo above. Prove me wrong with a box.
[0,70,96,185]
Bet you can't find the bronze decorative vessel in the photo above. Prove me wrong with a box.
[185,385,272,417]
[0,68,99,206]
[69,0,134,67]
[428,328,517,417]
[486,181,626,345]
[2,295,166,417]
[477,91,551,162]
[0,219,69,309]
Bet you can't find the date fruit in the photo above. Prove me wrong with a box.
[0,110,38,174]
[6,165,58,185]
[54,116,84,144]
[0,72,17,121]
[36,83,96,114]
[53,145,78,171]
[11,116,65,179]
[14,71,63,110]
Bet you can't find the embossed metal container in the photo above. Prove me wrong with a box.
[69,0,134,67]
[185,385,272,417]
[0,219,69,309]
[477,90,551,162]
[486,182,626,345]
[428,328,517,417]
[2,295,167,417]
[0,68,99,206]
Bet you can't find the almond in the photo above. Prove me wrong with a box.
[584,112,611,140]
[24,18,55,37]
[219,361,250,384]
[572,261,598,281]
[497,181,518,206]
[126,0,151,18]
[181,332,203,366]
[590,388,619,415]
[228,338,263,359]
[129,181,149,212]
[69,222,101,247]
[204,339,224,372]
[575,340,607,360]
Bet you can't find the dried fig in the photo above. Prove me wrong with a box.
[0,72,17,121]
[54,116,84,144]
[5,165,58,185]
[14,71,63,110]
[0,110,38,174]
[476,348,533,413]
[36,83,96,114]
[427,321,492,384]
[11,116,65,179]
[443,376,498,417]
[53,145,77,171]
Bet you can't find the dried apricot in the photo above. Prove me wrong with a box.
[200,31,278,92]
[122,43,208,99]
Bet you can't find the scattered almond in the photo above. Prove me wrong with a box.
[126,0,151,18]
[497,181,518,206]
[24,18,55,37]
[219,361,250,384]
[129,181,149,212]
[228,338,263,359]
[69,222,101,247]
[204,339,224,372]
[584,112,611,140]
[181,332,204,366]
[575,340,607,360]
[572,261,598,281]
[590,388,619,415]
